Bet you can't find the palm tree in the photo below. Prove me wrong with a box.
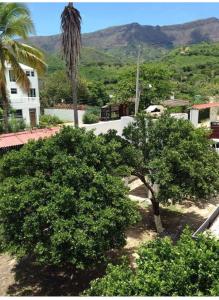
[0,3,46,132]
[61,2,81,127]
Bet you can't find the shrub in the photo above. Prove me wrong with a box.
[39,114,63,128]
[86,228,219,296]
[83,112,99,124]
[8,118,26,133]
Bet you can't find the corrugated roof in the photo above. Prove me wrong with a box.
[0,127,60,149]
[192,102,219,110]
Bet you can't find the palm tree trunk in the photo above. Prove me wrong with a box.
[139,175,164,233]
[72,75,79,127]
[1,85,9,133]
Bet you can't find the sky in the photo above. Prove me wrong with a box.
[27,2,219,36]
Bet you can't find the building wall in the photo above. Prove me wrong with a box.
[83,116,134,136]
[5,63,40,126]
[44,108,86,125]
[190,109,199,127]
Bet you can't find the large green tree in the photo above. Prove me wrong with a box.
[108,113,219,232]
[40,70,109,108]
[114,63,173,108]
[0,3,46,132]
[0,127,139,268]
[86,228,219,296]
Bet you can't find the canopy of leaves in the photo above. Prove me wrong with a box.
[113,63,173,108]
[121,113,219,203]
[0,127,139,268]
[40,70,109,108]
[86,228,219,296]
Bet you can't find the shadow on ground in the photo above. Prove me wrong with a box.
[7,258,107,296]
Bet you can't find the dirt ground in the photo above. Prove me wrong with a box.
[0,184,218,296]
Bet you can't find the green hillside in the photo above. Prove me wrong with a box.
[164,42,219,101]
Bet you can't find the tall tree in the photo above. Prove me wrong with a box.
[61,2,81,127]
[123,113,219,232]
[105,113,219,232]
[0,3,46,132]
[0,127,139,268]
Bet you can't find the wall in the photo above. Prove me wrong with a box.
[190,109,199,127]
[44,108,85,125]
[82,116,134,136]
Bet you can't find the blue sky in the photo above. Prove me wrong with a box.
[27,2,219,36]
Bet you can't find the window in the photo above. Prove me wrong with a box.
[9,70,16,82]
[15,109,23,119]
[31,71,34,77]
[11,88,17,94]
[26,71,30,76]
[28,88,36,97]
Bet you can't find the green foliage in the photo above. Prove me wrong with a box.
[122,113,219,204]
[0,127,139,268]
[114,63,173,108]
[83,112,99,124]
[40,69,109,108]
[0,117,26,133]
[8,118,26,133]
[164,42,219,100]
[39,114,63,128]
[86,228,219,296]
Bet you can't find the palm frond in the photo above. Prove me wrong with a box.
[61,2,81,80]
[3,15,34,39]
[0,3,35,38]
[3,47,30,91]
[9,41,47,75]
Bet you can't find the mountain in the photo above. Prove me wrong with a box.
[24,17,219,63]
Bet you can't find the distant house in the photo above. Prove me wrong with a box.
[5,63,40,127]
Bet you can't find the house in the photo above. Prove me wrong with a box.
[5,63,40,127]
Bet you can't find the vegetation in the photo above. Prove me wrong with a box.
[113,63,173,107]
[0,3,46,132]
[83,112,99,124]
[107,113,219,232]
[39,114,63,128]
[0,108,25,133]
[0,127,139,268]
[42,41,219,109]
[86,228,219,296]
[40,70,109,108]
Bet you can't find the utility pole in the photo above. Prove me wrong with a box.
[135,45,141,115]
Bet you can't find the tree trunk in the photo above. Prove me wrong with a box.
[1,86,9,133]
[72,75,79,127]
[139,175,164,233]
[151,199,164,233]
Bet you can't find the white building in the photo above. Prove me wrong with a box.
[5,63,40,127]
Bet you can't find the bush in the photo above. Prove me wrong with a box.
[0,117,26,134]
[83,112,99,124]
[8,118,26,133]
[39,114,63,128]
[0,127,139,268]
[86,228,219,296]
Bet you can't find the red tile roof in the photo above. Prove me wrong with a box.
[0,127,60,149]
[192,103,219,110]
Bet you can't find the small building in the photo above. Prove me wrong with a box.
[5,63,40,127]
[101,103,134,121]
[190,102,219,128]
